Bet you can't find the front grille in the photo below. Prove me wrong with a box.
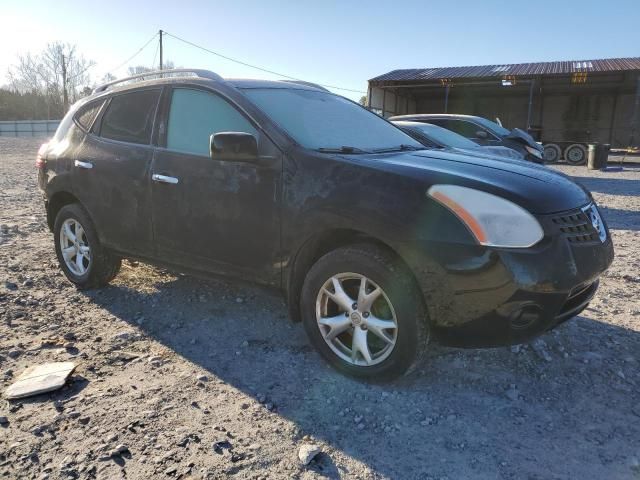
[551,209,598,244]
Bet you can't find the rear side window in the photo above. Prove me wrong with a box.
[446,120,488,139]
[166,88,257,156]
[74,101,103,131]
[53,112,76,142]
[100,89,160,144]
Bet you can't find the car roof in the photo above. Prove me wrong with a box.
[226,79,327,91]
[393,120,438,128]
[392,120,451,133]
[390,113,482,121]
[89,74,328,100]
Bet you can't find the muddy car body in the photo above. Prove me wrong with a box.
[38,69,614,380]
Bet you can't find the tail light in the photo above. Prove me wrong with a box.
[36,142,49,169]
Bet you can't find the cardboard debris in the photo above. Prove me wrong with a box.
[4,362,76,400]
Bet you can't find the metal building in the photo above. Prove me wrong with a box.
[368,57,640,149]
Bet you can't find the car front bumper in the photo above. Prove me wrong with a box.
[404,209,614,348]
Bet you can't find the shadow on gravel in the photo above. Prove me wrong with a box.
[598,206,640,231]
[571,174,640,197]
[82,271,640,479]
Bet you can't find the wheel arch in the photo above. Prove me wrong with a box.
[47,191,81,232]
[285,228,425,323]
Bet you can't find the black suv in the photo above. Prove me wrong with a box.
[38,69,613,380]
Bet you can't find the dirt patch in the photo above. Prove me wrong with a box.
[1,138,639,479]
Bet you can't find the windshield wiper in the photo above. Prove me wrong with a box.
[316,146,371,154]
[372,144,425,153]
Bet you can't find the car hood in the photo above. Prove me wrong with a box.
[507,128,542,151]
[358,149,591,214]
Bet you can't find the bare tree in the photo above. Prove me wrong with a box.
[8,42,94,114]
[127,65,153,75]
[127,60,175,76]
[101,73,116,83]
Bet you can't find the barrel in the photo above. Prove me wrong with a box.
[587,144,598,170]
[595,144,610,169]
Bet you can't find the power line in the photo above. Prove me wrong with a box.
[162,31,366,94]
[62,33,157,87]
[106,32,158,76]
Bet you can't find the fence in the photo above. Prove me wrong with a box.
[0,120,60,137]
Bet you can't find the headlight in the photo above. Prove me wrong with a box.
[525,145,543,159]
[428,185,544,248]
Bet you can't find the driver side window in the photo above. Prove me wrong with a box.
[166,88,258,157]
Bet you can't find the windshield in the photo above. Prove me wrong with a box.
[242,88,423,152]
[408,123,479,149]
[472,117,511,136]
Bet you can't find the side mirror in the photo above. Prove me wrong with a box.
[210,132,258,162]
[475,130,489,140]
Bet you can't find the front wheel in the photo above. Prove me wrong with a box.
[301,244,429,381]
[53,203,121,289]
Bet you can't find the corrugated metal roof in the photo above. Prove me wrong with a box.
[370,57,640,82]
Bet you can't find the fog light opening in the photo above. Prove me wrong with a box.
[509,304,542,330]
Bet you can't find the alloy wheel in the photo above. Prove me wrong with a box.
[59,218,91,276]
[315,273,398,367]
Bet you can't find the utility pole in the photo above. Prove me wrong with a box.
[61,54,69,112]
[159,29,163,71]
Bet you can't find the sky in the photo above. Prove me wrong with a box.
[2,0,639,101]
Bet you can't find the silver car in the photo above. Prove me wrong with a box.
[393,121,525,161]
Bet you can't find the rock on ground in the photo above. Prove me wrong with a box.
[298,443,322,465]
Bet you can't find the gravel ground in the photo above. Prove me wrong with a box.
[1,137,639,480]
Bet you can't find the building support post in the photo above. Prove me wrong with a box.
[608,88,619,145]
[382,89,387,117]
[444,84,450,113]
[630,75,640,148]
[393,90,398,116]
[526,79,535,133]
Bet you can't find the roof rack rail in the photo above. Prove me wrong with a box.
[93,68,224,94]
[279,80,330,92]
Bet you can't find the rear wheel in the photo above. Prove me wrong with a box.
[564,143,587,165]
[543,143,561,163]
[54,204,121,289]
[301,244,429,381]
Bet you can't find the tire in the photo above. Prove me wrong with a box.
[300,243,429,381]
[543,143,561,163]
[564,143,587,165]
[53,203,121,289]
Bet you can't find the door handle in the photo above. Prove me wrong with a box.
[152,173,179,185]
[74,160,93,169]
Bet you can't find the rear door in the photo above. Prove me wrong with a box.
[72,88,161,255]
[150,86,281,285]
